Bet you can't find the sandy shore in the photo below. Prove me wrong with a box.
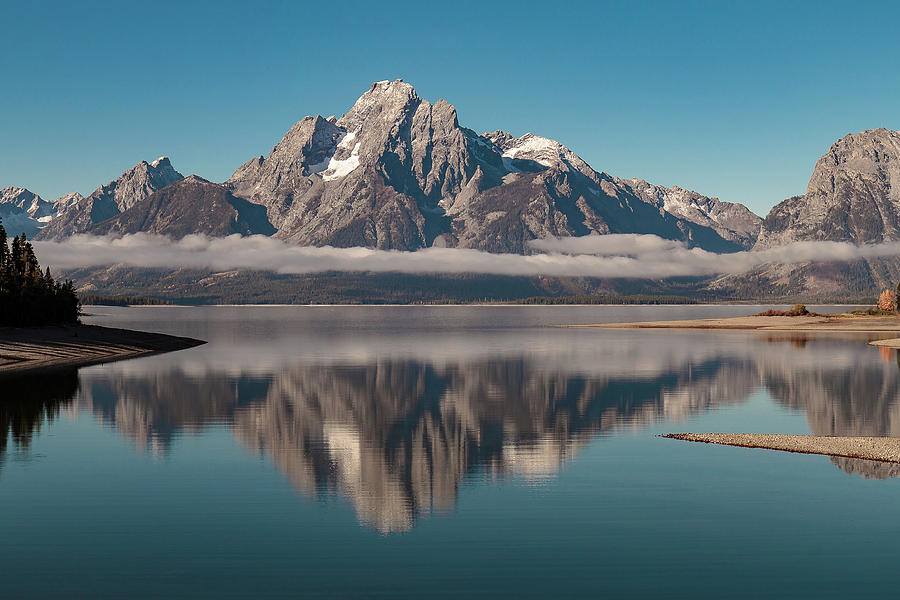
[0,324,204,376]
[570,313,900,348]
[572,313,900,331]
[573,313,900,335]
[665,433,900,463]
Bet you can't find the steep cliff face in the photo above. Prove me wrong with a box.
[89,176,275,238]
[228,81,487,250]
[227,80,755,253]
[37,157,183,239]
[756,128,900,248]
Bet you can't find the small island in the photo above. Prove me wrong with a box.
[0,219,203,376]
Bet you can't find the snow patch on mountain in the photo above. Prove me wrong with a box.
[54,192,84,214]
[307,130,363,180]
[322,142,362,181]
[501,134,559,166]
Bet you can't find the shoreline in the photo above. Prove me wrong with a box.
[0,324,205,377]
[569,313,900,338]
[83,302,865,309]
[664,433,900,464]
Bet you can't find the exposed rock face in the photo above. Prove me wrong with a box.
[620,178,762,249]
[53,192,84,214]
[89,176,275,238]
[37,157,183,239]
[756,129,900,248]
[228,79,756,253]
[0,186,55,219]
[702,128,900,296]
[0,186,56,237]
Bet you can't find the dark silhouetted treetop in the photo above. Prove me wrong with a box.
[0,218,80,326]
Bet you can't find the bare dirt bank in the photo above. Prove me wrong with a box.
[573,314,900,332]
[0,324,204,377]
[665,433,900,463]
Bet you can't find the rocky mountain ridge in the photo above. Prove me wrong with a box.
[89,175,275,238]
[756,128,900,248]
[34,157,183,240]
[14,80,759,254]
[0,186,58,237]
[707,128,900,295]
[7,80,900,296]
[226,80,758,252]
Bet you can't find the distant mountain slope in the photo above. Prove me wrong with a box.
[0,186,56,237]
[37,157,183,239]
[89,176,275,238]
[618,178,762,249]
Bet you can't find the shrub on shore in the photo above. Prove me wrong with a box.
[756,304,813,317]
[0,219,80,326]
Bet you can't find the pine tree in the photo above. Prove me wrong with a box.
[0,218,80,326]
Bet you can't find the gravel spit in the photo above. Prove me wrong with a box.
[664,433,900,463]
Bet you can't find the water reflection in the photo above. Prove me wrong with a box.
[0,370,79,475]
[6,327,900,530]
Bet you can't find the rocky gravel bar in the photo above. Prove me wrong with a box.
[664,433,900,463]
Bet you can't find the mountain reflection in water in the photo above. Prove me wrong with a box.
[4,327,900,531]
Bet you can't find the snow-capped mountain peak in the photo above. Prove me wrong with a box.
[482,131,596,179]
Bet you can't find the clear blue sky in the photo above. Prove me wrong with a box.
[2,0,898,216]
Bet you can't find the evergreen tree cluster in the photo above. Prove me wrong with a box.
[0,219,80,326]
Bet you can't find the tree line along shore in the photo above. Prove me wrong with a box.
[0,218,203,376]
[0,219,79,327]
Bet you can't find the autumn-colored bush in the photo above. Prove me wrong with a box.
[756,304,812,317]
[877,289,897,312]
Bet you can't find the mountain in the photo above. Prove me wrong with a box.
[89,176,275,238]
[37,157,183,239]
[8,80,756,254]
[0,186,56,237]
[227,79,756,253]
[53,192,84,214]
[0,186,55,219]
[705,128,900,296]
[756,128,900,248]
[17,81,900,299]
[618,178,762,249]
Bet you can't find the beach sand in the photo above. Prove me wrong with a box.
[572,313,900,347]
[572,313,900,332]
[665,433,900,464]
[0,324,204,376]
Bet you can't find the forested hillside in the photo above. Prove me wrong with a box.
[0,219,79,326]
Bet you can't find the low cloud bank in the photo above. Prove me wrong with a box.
[31,233,900,280]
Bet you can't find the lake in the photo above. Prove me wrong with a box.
[2,305,899,598]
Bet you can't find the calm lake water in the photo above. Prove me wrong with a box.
[3,304,900,598]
